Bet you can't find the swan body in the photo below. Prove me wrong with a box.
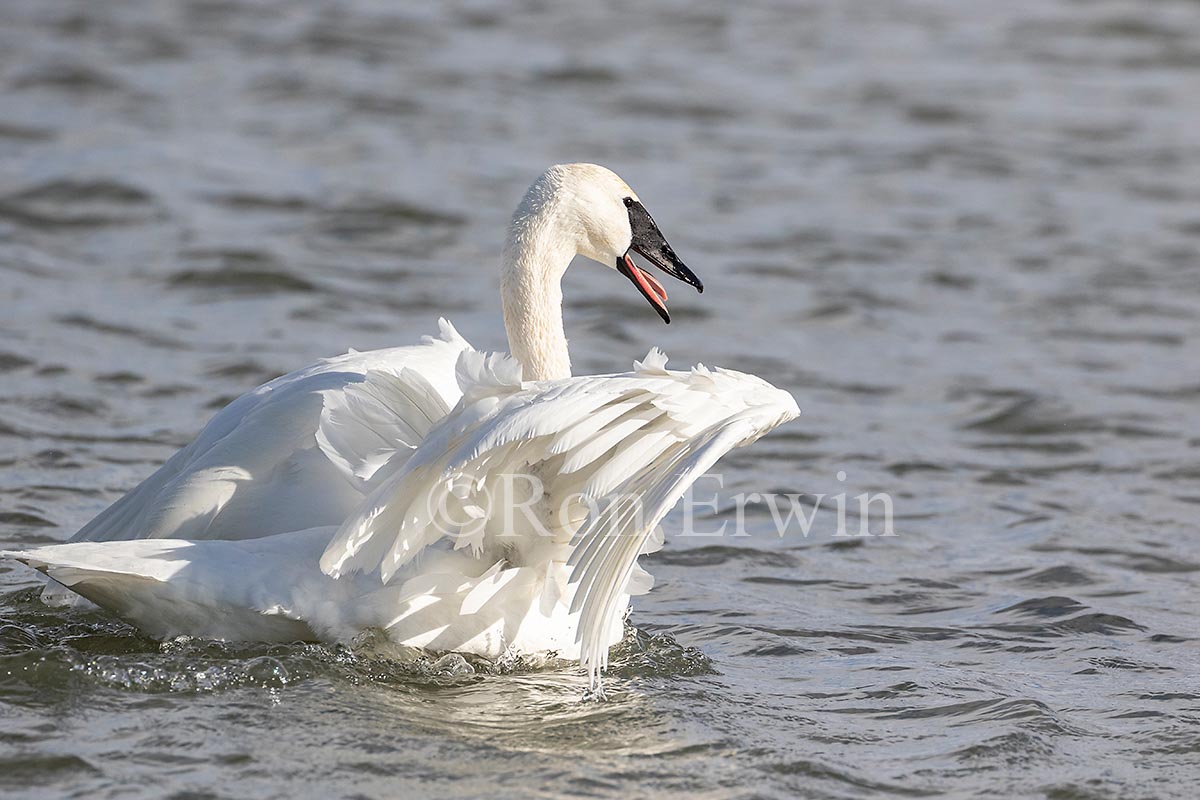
[12,528,592,658]
[6,164,799,684]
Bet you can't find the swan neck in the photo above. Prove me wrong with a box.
[501,221,574,382]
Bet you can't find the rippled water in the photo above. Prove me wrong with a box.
[2,0,1199,797]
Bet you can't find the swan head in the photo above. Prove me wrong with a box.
[514,163,703,324]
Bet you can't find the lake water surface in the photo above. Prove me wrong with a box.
[1,1,1199,797]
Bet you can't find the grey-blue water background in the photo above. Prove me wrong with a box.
[1,1,1198,798]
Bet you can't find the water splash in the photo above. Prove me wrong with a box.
[0,589,712,698]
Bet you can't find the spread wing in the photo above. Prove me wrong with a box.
[70,319,468,543]
[315,366,452,494]
[319,348,800,684]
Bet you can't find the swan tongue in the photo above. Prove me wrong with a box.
[620,254,671,323]
[635,262,668,303]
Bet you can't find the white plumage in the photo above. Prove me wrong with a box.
[5,164,799,688]
[8,343,796,682]
[69,319,470,544]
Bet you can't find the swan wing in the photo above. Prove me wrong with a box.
[320,347,800,682]
[315,366,452,494]
[71,319,470,543]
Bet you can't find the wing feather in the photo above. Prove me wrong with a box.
[569,423,756,684]
[319,348,800,684]
[316,367,451,492]
[548,394,645,455]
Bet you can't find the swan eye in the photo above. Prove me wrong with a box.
[623,197,634,208]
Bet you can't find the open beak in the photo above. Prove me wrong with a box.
[617,199,703,324]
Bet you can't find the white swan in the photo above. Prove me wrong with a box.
[5,164,799,686]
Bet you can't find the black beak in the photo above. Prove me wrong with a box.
[617,198,703,324]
